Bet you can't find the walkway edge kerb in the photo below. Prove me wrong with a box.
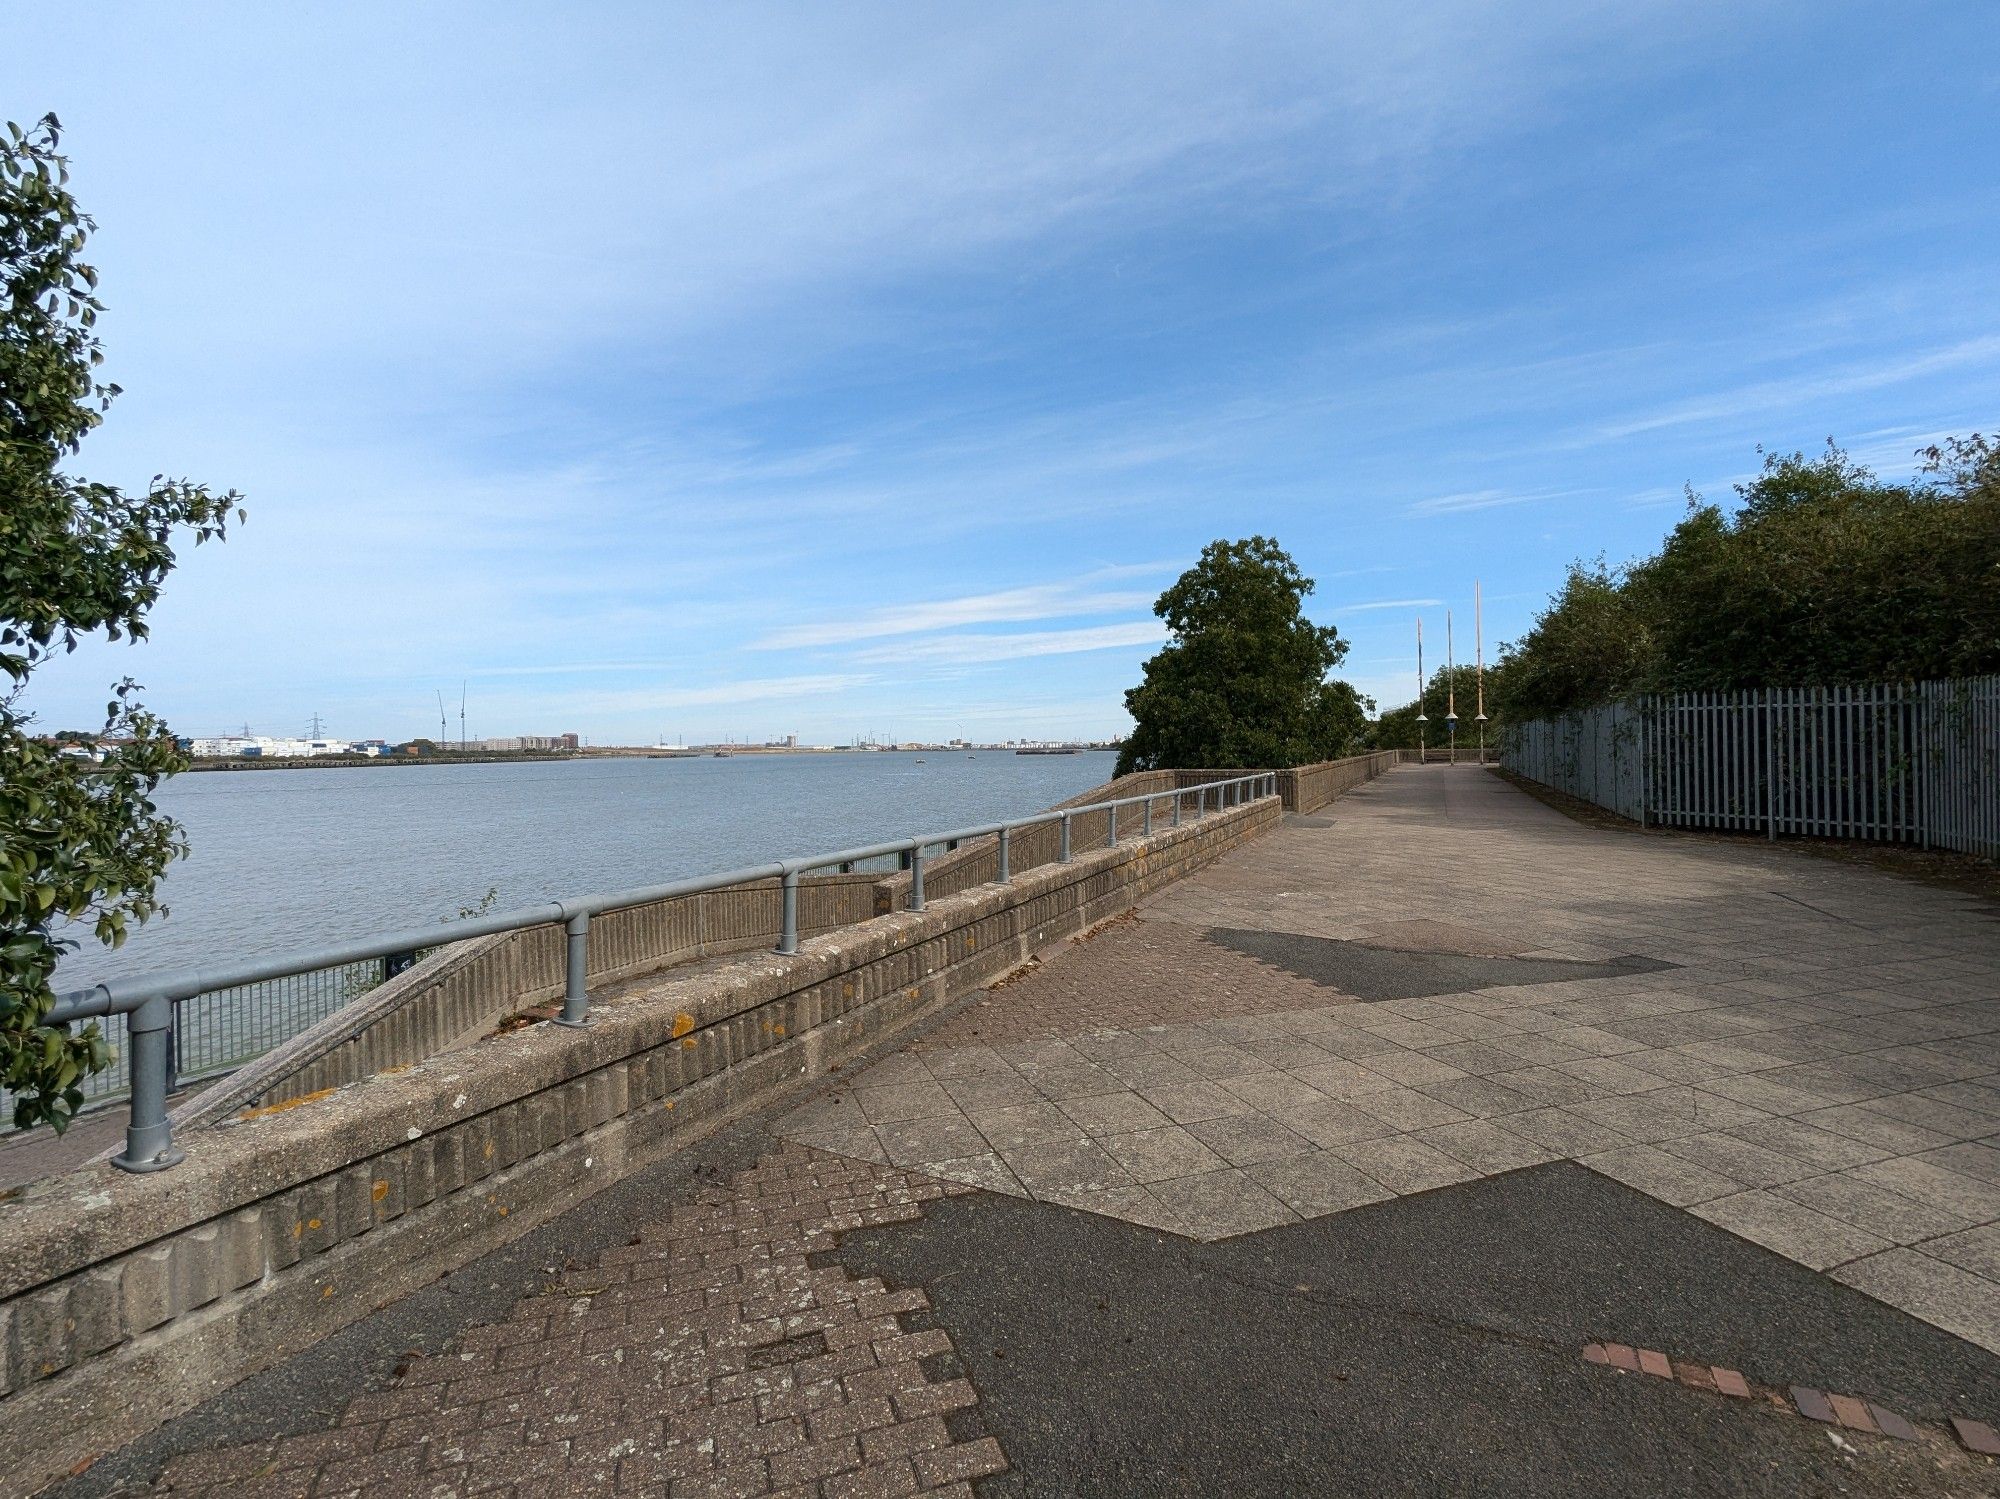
[0,794,1317,1499]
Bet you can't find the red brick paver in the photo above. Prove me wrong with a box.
[148,1145,1004,1497]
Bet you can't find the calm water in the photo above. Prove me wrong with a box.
[56,751,1119,991]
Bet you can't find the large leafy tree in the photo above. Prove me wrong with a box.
[1116,537,1359,772]
[1493,438,2000,719]
[2,115,240,1131]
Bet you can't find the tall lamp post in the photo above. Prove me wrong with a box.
[1414,618,1428,762]
[1445,610,1458,765]
[1475,579,1488,763]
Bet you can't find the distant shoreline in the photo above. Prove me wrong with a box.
[175,745,1114,773]
[183,751,584,772]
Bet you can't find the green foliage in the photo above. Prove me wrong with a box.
[1,114,241,1131]
[1487,562,1654,722]
[1493,437,2000,719]
[1116,537,1365,773]
[452,887,500,922]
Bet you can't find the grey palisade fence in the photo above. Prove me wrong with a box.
[1503,676,2000,859]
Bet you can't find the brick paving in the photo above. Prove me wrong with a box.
[1583,1338,1965,1450]
[781,766,2000,1350]
[143,1145,1005,1497]
[117,764,2000,1495]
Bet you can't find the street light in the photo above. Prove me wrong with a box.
[1414,617,1428,762]
[1475,579,1488,762]
[1446,609,1458,764]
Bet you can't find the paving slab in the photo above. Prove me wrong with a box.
[74,764,2000,1496]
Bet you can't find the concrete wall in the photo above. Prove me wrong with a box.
[0,798,1277,1498]
[1278,751,1402,813]
[894,751,1397,906]
[178,873,881,1124]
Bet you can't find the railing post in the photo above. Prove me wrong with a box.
[776,869,800,954]
[555,910,591,1026]
[1143,797,1153,835]
[997,826,1011,884]
[1172,790,1182,827]
[1059,813,1072,862]
[1107,804,1118,845]
[910,845,926,910]
[111,992,183,1173]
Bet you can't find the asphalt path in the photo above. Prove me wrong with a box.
[834,1159,2000,1497]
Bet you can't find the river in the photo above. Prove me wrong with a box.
[55,750,1120,992]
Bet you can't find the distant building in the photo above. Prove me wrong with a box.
[457,735,579,753]
[188,735,351,758]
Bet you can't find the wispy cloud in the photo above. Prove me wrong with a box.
[13,3,1993,748]
[1585,337,2000,444]
[1334,597,1442,613]
[853,621,1165,666]
[1406,488,1584,517]
[756,571,1164,649]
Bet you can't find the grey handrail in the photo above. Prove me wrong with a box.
[42,771,1276,1172]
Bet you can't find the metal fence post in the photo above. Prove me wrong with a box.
[1107,805,1118,845]
[555,911,591,1026]
[997,826,1011,884]
[1059,813,1072,862]
[111,992,183,1172]
[1765,687,1778,841]
[1143,797,1153,836]
[777,870,800,954]
[910,845,926,910]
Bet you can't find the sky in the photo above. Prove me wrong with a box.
[9,2,1999,746]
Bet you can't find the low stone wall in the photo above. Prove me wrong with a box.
[902,753,1398,905]
[0,797,1278,1498]
[901,769,1179,904]
[1280,751,1402,813]
[178,873,880,1124]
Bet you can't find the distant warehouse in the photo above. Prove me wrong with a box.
[460,735,580,752]
[185,735,382,758]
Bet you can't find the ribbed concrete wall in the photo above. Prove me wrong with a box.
[1279,751,1402,813]
[901,753,1397,905]
[179,874,881,1125]
[0,799,1277,1499]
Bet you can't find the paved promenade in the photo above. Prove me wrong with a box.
[73,767,2000,1496]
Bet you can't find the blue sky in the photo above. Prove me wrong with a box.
[11,2,1998,745]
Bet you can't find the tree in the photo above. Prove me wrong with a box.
[1487,561,1652,721]
[1492,437,2000,718]
[2,115,241,1131]
[1116,537,1359,772]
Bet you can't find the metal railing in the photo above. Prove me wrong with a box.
[41,772,1277,1174]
